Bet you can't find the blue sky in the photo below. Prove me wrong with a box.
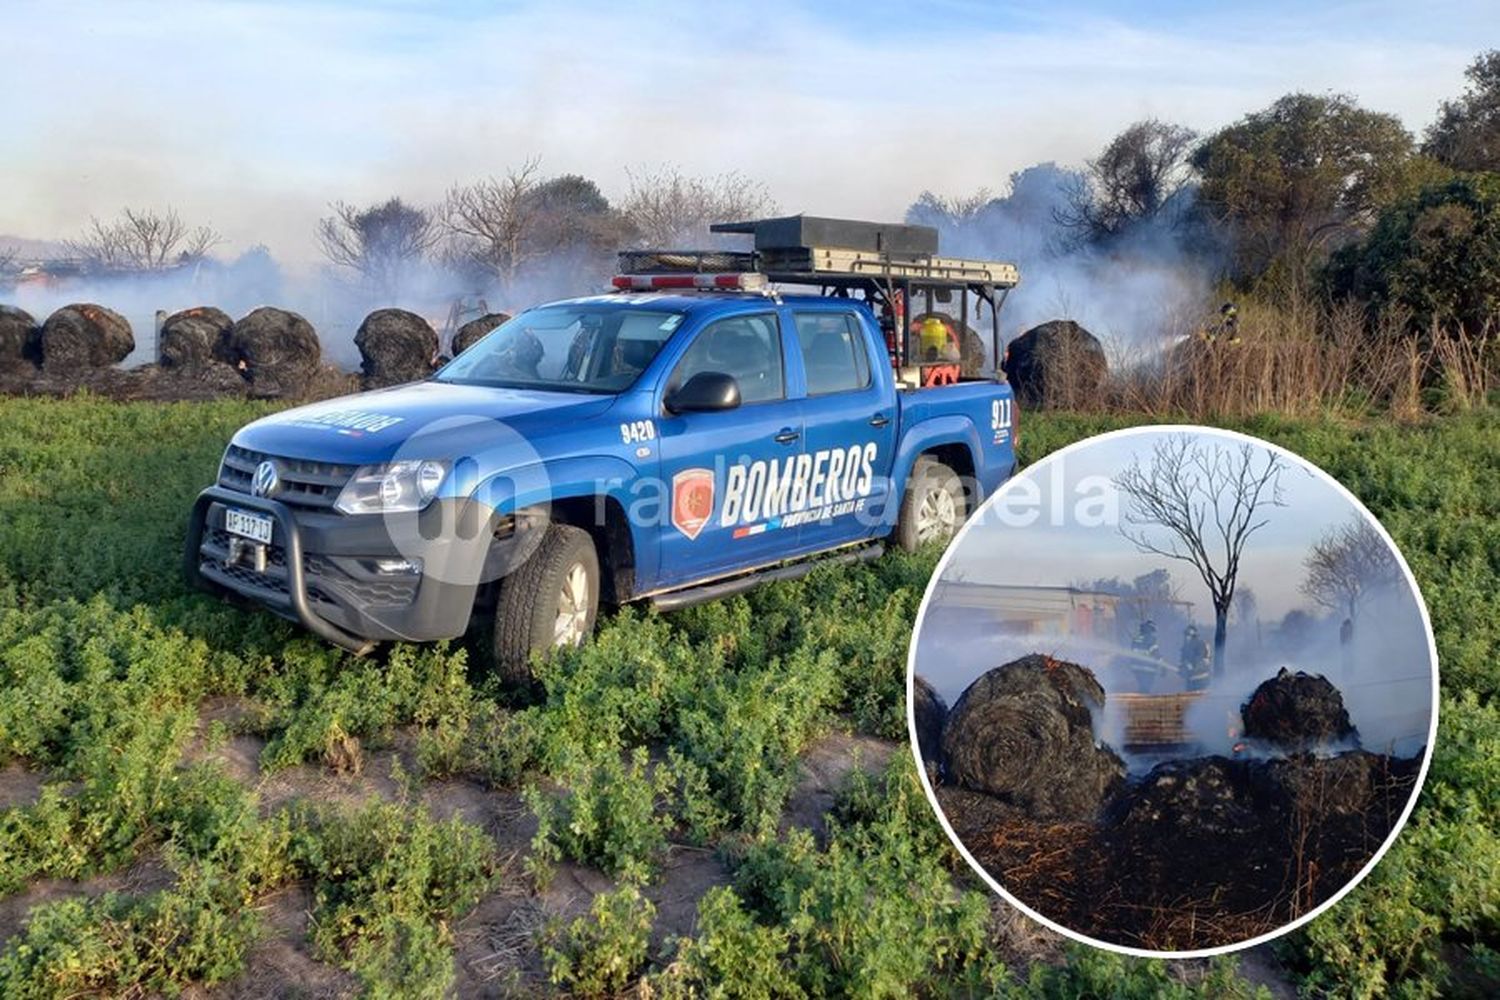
[1,1,1494,263]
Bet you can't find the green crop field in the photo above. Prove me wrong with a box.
[0,396,1494,998]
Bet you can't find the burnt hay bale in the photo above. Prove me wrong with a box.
[159,306,234,369]
[225,307,321,398]
[1004,319,1107,407]
[1114,756,1262,836]
[0,304,40,371]
[452,312,511,356]
[912,676,948,772]
[1241,668,1359,752]
[941,654,1125,820]
[355,308,439,387]
[39,303,134,374]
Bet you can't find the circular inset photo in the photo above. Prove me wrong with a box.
[908,426,1437,957]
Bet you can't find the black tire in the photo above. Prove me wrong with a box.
[895,457,966,553]
[490,523,600,684]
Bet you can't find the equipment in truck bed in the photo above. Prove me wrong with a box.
[618,215,1020,383]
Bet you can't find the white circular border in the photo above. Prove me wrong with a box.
[905,423,1442,960]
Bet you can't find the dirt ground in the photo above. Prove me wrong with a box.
[111,709,897,997]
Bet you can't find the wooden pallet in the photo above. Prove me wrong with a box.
[1114,692,1205,751]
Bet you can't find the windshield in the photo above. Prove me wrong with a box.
[435,306,685,393]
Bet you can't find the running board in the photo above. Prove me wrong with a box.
[648,543,884,612]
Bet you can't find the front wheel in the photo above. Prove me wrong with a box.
[895,457,966,553]
[489,523,600,684]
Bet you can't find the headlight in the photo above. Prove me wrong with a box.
[334,460,448,514]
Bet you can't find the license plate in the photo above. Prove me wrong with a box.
[225,508,273,545]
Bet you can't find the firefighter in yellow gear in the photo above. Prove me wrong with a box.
[918,315,954,362]
[1198,302,1242,345]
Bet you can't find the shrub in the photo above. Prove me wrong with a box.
[542,881,655,997]
[526,746,675,886]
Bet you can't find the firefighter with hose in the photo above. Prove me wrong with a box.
[1179,624,1211,691]
[1129,619,1163,693]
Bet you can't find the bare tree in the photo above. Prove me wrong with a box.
[65,207,221,270]
[620,166,776,246]
[906,188,995,230]
[1301,517,1401,632]
[1114,436,1287,679]
[441,158,544,284]
[1058,118,1198,244]
[317,196,440,297]
[0,243,16,275]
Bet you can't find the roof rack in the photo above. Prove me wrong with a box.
[614,215,1020,379]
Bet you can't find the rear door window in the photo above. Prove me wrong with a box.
[794,312,871,396]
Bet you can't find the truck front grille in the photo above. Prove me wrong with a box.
[218,445,355,509]
[202,528,419,608]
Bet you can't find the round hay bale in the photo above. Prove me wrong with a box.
[910,311,989,376]
[941,654,1125,820]
[355,308,439,387]
[39,303,134,373]
[912,676,948,772]
[452,312,511,356]
[225,307,320,397]
[0,304,40,371]
[1004,319,1107,407]
[159,306,234,369]
[1240,668,1359,751]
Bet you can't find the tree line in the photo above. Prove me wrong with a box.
[47,48,1500,334]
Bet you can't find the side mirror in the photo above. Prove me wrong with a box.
[665,371,741,413]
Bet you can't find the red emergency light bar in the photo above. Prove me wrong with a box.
[611,272,768,292]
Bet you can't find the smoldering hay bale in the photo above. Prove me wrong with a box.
[0,305,40,371]
[1240,668,1359,751]
[941,654,1125,820]
[1113,756,1262,836]
[39,303,134,373]
[355,308,439,387]
[159,306,234,369]
[912,676,948,772]
[452,312,511,357]
[1004,319,1107,407]
[224,306,321,397]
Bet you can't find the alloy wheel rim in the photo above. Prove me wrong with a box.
[554,562,591,646]
[916,485,958,543]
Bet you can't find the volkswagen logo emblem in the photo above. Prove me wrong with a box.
[251,460,280,498]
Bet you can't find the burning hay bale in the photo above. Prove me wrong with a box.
[355,308,439,388]
[451,313,510,356]
[941,654,1125,820]
[159,307,234,369]
[38,304,134,374]
[223,307,321,398]
[1240,668,1359,751]
[0,305,40,372]
[912,676,948,772]
[1004,320,1107,407]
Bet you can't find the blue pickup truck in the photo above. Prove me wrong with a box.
[186,217,1020,678]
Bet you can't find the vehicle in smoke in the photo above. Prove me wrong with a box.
[184,216,1022,678]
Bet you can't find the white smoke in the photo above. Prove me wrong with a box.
[907,163,1219,357]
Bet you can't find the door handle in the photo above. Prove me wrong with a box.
[869,413,890,428]
[774,428,800,445]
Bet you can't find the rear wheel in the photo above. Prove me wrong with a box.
[490,523,600,684]
[896,457,965,552]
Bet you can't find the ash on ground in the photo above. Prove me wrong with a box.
[927,655,1422,951]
